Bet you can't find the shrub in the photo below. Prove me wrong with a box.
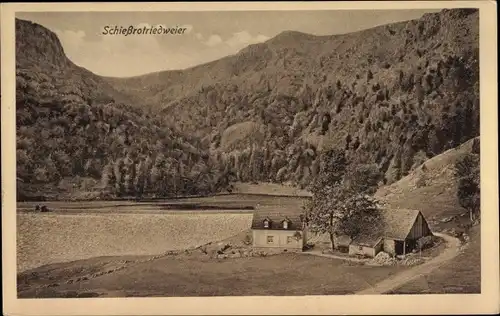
[367,70,373,82]
[243,234,253,245]
[416,175,427,188]
[416,235,439,250]
[337,246,349,253]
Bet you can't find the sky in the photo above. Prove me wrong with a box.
[17,9,441,77]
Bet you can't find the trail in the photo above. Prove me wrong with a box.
[303,232,461,294]
[355,232,461,294]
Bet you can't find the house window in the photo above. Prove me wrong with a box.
[267,236,274,244]
[287,236,293,244]
[263,220,269,228]
[283,221,289,229]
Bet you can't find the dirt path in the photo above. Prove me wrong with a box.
[355,232,461,294]
[302,250,369,263]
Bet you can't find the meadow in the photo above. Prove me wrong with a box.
[18,252,408,298]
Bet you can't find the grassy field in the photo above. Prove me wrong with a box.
[18,252,408,298]
[231,182,312,197]
[17,193,308,213]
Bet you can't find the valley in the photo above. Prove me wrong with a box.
[16,9,479,199]
[14,8,481,297]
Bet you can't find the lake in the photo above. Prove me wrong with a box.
[16,194,307,272]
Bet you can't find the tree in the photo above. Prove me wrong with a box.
[313,148,347,191]
[34,166,49,183]
[150,154,167,195]
[455,153,480,222]
[113,158,127,197]
[367,70,374,82]
[344,164,384,195]
[43,156,61,182]
[101,162,116,193]
[122,156,135,195]
[305,150,381,251]
[304,181,381,251]
[134,159,148,199]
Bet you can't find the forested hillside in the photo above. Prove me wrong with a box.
[16,19,228,200]
[16,8,480,199]
[108,8,480,189]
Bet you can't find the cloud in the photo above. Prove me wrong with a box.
[225,31,270,48]
[53,25,270,77]
[182,24,194,34]
[199,31,270,49]
[204,34,223,47]
[54,29,86,52]
[54,25,193,77]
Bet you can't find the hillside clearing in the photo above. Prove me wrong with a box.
[220,121,265,151]
[376,137,478,229]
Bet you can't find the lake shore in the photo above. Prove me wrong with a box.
[16,194,309,273]
[17,211,253,273]
[18,182,313,203]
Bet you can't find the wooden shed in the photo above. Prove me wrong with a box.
[348,209,432,257]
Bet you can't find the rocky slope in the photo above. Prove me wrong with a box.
[16,19,227,200]
[376,136,480,227]
[106,9,480,189]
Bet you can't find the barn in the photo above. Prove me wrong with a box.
[251,205,308,252]
[347,209,432,257]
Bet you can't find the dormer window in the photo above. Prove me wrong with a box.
[263,218,271,228]
[282,218,291,229]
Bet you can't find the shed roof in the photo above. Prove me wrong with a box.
[351,208,422,247]
[251,205,305,230]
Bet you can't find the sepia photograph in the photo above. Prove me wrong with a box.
[1,1,498,315]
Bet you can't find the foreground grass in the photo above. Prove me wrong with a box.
[389,225,480,294]
[18,252,407,298]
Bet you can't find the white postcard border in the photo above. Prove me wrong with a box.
[2,1,498,315]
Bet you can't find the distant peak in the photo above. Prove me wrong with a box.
[267,30,318,47]
[274,30,315,39]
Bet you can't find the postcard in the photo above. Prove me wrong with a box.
[1,1,498,315]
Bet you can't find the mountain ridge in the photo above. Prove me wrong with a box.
[103,8,479,188]
[16,8,480,198]
[15,18,228,200]
[104,8,478,111]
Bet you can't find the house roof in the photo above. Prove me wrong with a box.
[351,208,422,247]
[251,205,305,230]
